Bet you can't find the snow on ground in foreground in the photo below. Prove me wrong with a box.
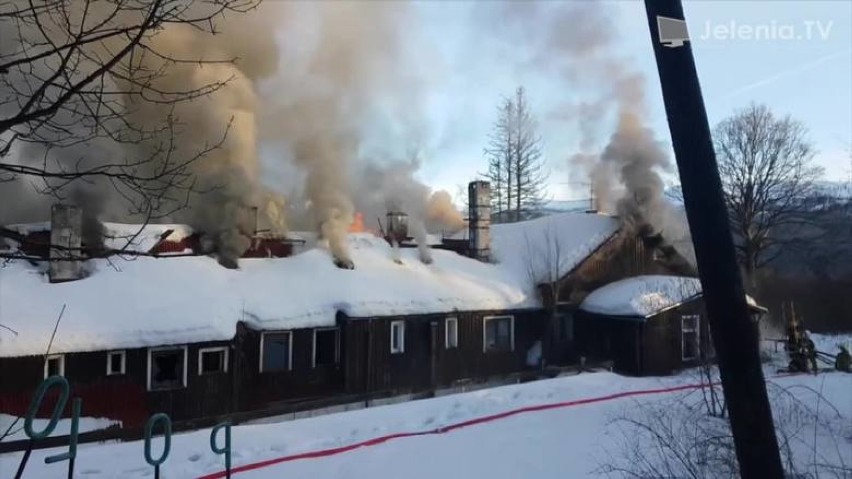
[0,414,118,442]
[1,369,849,479]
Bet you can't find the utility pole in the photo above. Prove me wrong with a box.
[642,2,784,478]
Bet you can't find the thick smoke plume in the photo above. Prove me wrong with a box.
[259,2,455,267]
[484,2,691,253]
[3,1,463,268]
[1,2,286,267]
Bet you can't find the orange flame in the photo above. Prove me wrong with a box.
[348,212,367,233]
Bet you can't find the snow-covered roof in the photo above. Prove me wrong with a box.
[0,234,537,357]
[101,222,194,253]
[579,275,765,319]
[0,212,622,357]
[491,212,620,282]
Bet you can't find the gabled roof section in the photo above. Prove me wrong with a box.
[491,212,620,283]
[579,275,766,319]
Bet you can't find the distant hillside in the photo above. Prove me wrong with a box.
[664,180,851,205]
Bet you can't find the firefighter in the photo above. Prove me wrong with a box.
[836,346,851,373]
[785,317,809,372]
[802,333,817,374]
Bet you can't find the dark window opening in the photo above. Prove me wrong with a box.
[559,314,574,341]
[390,321,405,354]
[263,332,291,372]
[682,315,700,361]
[45,356,63,378]
[200,349,227,374]
[484,316,513,352]
[314,328,339,367]
[445,317,458,349]
[150,349,185,390]
[107,351,125,375]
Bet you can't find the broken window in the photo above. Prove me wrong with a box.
[262,332,291,372]
[314,328,339,367]
[106,351,126,375]
[445,317,458,349]
[390,321,405,354]
[149,348,186,390]
[681,315,700,361]
[44,354,65,378]
[198,347,228,375]
[484,316,514,352]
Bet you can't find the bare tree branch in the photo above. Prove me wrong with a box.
[712,103,823,290]
[0,0,260,242]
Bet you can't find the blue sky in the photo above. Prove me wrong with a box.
[406,1,852,202]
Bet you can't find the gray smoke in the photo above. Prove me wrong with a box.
[0,2,286,267]
[481,2,689,244]
[259,2,434,267]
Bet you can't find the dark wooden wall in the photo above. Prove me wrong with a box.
[574,297,719,376]
[640,300,712,375]
[0,340,235,427]
[234,323,344,412]
[573,311,644,375]
[0,308,548,428]
[342,310,544,395]
[564,233,659,303]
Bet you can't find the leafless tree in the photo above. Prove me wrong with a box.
[713,104,824,290]
[600,381,850,478]
[483,87,549,223]
[484,97,512,221]
[0,0,259,256]
[524,221,568,366]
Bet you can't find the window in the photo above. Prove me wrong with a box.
[198,347,229,375]
[261,332,292,372]
[445,317,458,349]
[390,321,405,354]
[147,347,187,391]
[558,314,574,342]
[44,354,65,378]
[483,316,514,352]
[313,328,340,367]
[681,315,700,361]
[106,351,126,376]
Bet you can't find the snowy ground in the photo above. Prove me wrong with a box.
[2,360,849,479]
[0,414,118,442]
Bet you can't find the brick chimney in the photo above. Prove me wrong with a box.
[468,181,491,262]
[49,204,83,283]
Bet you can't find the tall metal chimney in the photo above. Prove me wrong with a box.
[386,211,409,244]
[468,181,491,262]
[49,204,83,283]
